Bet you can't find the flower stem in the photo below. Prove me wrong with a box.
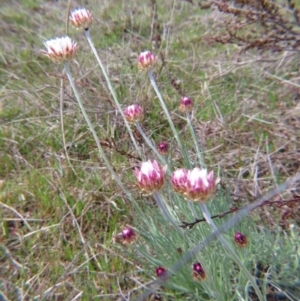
[64,62,141,212]
[198,202,265,301]
[84,29,142,159]
[153,192,184,234]
[186,112,205,169]
[135,123,166,165]
[148,70,190,168]
[59,71,77,176]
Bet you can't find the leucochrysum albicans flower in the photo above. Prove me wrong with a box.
[133,160,167,194]
[138,50,157,71]
[171,168,220,202]
[70,8,93,30]
[123,104,144,124]
[41,36,77,63]
[179,96,193,113]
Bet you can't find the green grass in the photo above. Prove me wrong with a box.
[1,0,299,300]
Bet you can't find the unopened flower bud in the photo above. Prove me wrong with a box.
[124,104,144,124]
[157,142,169,155]
[138,50,157,71]
[192,262,206,281]
[70,8,93,30]
[121,226,136,244]
[234,232,247,247]
[156,266,166,278]
[179,96,193,113]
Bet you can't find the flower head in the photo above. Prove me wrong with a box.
[121,226,136,244]
[234,232,247,247]
[124,104,144,124]
[70,8,93,30]
[41,36,77,63]
[157,142,169,155]
[138,50,157,71]
[171,167,220,202]
[134,160,167,194]
[192,262,206,281]
[185,168,220,202]
[171,168,188,194]
[156,266,166,278]
[179,96,193,113]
